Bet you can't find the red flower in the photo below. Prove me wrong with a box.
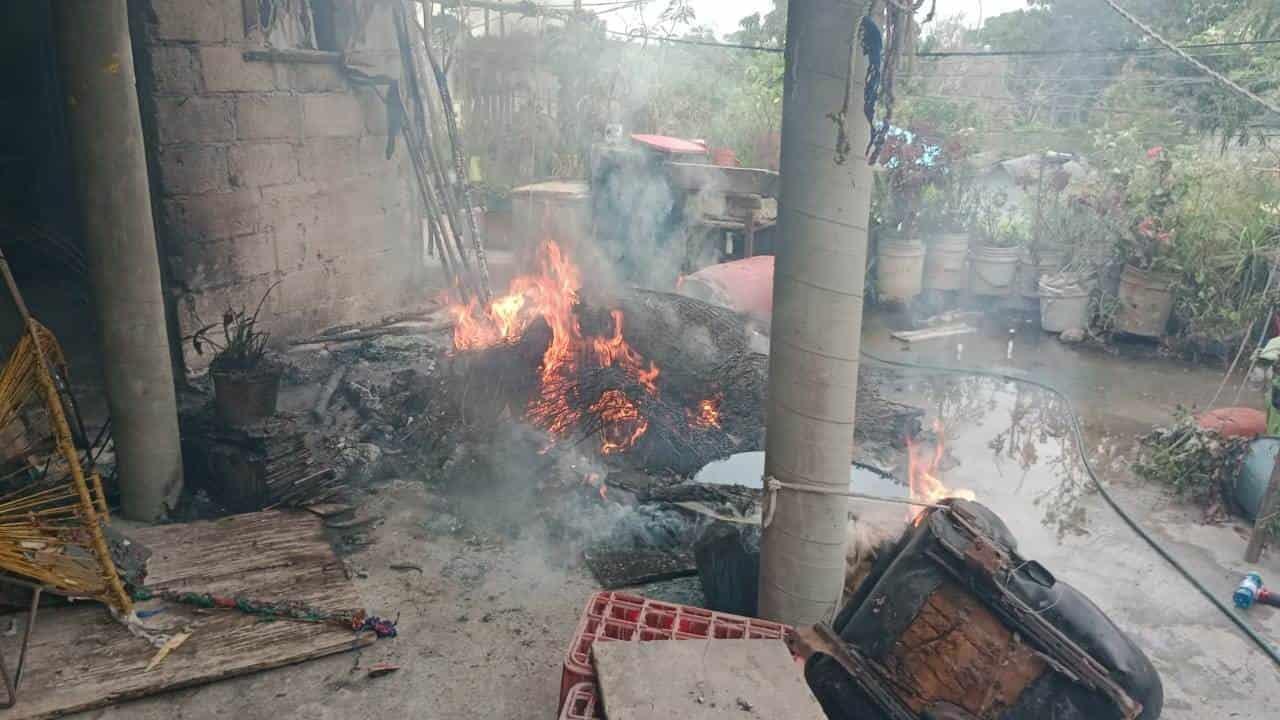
[1146,146,1165,159]
[1137,216,1157,238]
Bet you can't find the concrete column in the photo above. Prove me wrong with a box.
[53,0,183,520]
[758,0,873,625]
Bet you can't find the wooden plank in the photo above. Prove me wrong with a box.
[890,323,977,343]
[592,639,825,720]
[0,511,373,719]
[583,548,697,589]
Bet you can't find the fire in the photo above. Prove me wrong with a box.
[589,389,649,455]
[584,472,608,501]
[689,395,721,429]
[450,240,659,456]
[593,311,660,394]
[906,419,975,521]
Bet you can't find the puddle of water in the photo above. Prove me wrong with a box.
[903,373,1093,556]
[693,450,908,499]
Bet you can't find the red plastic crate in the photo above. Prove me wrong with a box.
[558,591,792,711]
[558,682,603,720]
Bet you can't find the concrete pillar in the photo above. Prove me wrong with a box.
[53,0,183,520]
[758,0,873,625]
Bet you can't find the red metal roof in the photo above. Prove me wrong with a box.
[630,134,709,155]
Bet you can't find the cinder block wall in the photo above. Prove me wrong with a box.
[134,0,423,371]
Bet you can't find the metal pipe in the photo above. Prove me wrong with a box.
[758,0,873,625]
[52,0,183,521]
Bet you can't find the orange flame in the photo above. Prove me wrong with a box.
[689,395,722,429]
[905,419,975,521]
[589,389,649,455]
[450,240,659,456]
[584,472,608,501]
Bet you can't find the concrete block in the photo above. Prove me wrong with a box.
[155,144,230,195]
[169,232,278,290]
[298,137,361,181]
[147,46,199,95]
[344,49,400,80]
[302,93,367,138]
[260,183,326,269]
[354,86,389,136]
[155,97,235,145]
[289,63,348,93]
[162,189,263,243]
[235,95,303,140]
[148,0,239,43]
[358,135,397,175]
[199,45,280,93]
[328,250,406,302]
[229,142,299,188]
[277,263,338,315]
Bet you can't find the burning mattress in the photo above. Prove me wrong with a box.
[807,499,1163,720]
[447,241,920,475]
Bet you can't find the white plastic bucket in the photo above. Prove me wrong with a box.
[969,245,1019,296]
[923,233,969,291]
[876,238,925,302]
[1115,264,1175,338]
[1019,247,1064,298]
[1038,273,1091,333]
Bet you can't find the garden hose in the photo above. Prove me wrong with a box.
[859,349,1280,669]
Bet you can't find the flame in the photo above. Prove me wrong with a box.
[689,395,722,429]
[589,390,649,455]
[905,419,975,521]
[584,472,608,501]
[450,240,659,456]
[593,311,660,394]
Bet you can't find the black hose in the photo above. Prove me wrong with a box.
[859,349,1280,668]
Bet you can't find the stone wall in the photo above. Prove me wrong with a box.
[134,0,423,371]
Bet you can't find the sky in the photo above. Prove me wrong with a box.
[601,0,1032,38]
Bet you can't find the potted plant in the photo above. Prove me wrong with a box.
[920,170,976,292]
[969,190,1025,296]
[188,283,282,427]
[1112,147,1183,338]
[873,130,932,302]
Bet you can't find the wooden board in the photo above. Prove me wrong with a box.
[583,548,697,589]
[592,639,825,719]
[0,511,373,719]
[891,323,977,343]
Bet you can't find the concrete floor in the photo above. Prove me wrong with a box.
[87,310,1280,719]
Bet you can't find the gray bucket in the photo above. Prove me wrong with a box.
[1039,272,1091,333]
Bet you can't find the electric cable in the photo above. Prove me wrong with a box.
[858,348,1280,669]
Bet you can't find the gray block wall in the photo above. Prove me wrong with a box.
[136,0,423,371]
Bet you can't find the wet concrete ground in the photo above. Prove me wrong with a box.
[87,309,1280,719]
[864,309,1280,718]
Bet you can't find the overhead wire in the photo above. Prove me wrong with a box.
[603,27,1280,58]
[917,38,1280,58]
[1101,0,1280,117]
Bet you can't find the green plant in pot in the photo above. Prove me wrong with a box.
[1105,146,1184,338]
[188,283,282,427]
[968,190,1027,296]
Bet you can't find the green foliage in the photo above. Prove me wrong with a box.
[971,190,1029,248]
[1135,406,1250,508]
[1069,134,1280,346]
[187,282,279,373]
[1164,157,1280,345]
